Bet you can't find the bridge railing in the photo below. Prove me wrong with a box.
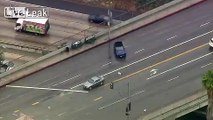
[140,90,208,120]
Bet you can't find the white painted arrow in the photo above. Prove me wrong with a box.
[150,69,158,76]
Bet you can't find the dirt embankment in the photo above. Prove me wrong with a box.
[65,0,136,11]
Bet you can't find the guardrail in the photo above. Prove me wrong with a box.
[140,90,208,120]
[0,0,206,86]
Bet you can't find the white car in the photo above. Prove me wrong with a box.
[83,76,104,90]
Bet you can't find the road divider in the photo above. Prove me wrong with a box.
[0,0,206,87]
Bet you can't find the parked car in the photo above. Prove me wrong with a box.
[114,41,126,59]
[88,15,111,26]
[83,76,104,90]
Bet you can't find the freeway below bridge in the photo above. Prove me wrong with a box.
[0,0,213,120]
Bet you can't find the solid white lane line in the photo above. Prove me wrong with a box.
[147,52,213,80]
[167,76,179,82]
[135,48,145,54]
[70,83,84,89]
[102,62,112,67]
[102,30,213,77]
[94,97,103,101]
[6,85,88,93]
[200,22,210,27]
[167,35,177,41]
[32,102,39,106]
[98,90,144,110]
[57,112,66,117]
[59,74,81,84]
[201,62,212,68]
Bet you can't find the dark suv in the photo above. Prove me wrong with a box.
[88,15,110,26]
[114,41,126,59]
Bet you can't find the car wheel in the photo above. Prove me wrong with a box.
[89,87,92,90]
[209,46,213,51]
[89,19,93,23]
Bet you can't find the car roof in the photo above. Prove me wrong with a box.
[91,76,101,81]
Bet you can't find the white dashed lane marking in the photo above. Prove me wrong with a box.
[135,48,145,54]
[52,74,81,86]
[167,35,177,41]
[200,22,210,27]
[102,62,112,67]
[201,62,212,68]
[167,76,179,82]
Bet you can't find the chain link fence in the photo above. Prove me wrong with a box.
[136,0,175,13]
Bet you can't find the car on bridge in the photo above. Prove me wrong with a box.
[83,76,104,90]
[88,15,111,26]
[114,41,126,59]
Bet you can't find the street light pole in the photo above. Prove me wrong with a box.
[108,23,111,59]
[126,82,131,120]
[108,9,112,60]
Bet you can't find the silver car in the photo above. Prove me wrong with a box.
[83,76,104,90]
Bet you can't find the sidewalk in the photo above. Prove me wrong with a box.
[0,0,206,86]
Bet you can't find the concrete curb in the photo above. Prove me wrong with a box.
[0,0,207,86]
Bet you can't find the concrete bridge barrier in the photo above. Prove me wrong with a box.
[140,90,208,120]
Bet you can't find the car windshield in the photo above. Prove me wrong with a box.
[116,47,125,54]
[116,46,124,51]
[88,79,95,83]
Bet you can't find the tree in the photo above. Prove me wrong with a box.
[202,70,213,120]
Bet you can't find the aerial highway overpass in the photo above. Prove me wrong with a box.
[0,0,212,120]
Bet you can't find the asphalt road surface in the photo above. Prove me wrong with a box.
[0,0,213,120]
